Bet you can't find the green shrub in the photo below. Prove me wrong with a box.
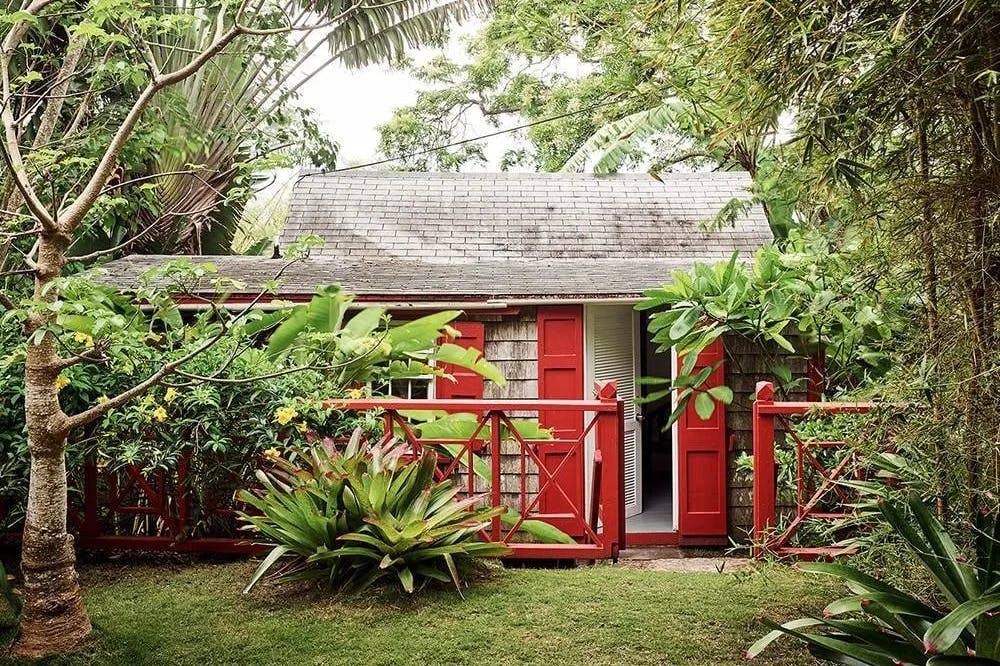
[0,286,504,532]
[750,494,1000,665]
[240,429,511,595]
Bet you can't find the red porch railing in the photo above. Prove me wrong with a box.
[76,382,625,561]
[324,381,625,560]
[752,381,875,559]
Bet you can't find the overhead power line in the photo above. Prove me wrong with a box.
[297,95,632,178]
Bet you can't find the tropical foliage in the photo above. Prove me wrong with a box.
[0,273,504,530]
[240,429,511,594]
[637,229,907,420]
[0,0,491,656]
[259,284,505,386]
[750,495,1000,665]
[0,0,491,261]
[376,0,677,172]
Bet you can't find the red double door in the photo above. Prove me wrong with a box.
[536,305,728,540]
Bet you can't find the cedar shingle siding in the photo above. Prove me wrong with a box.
[723,335,808,538]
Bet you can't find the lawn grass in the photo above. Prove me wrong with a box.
[1,560,837,665]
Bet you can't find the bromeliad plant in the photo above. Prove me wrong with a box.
[239,430,511,595]
[749,494,1000,665]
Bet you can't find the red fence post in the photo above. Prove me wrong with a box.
[595,381,623,559]
[489,410,503,541]
[177,450,191,541]
[752,381,777,556]
[82,456,99,546]
[589,451,603,540]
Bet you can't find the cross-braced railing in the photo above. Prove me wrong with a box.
[73,383,625,560]
[325,381,625,560]
[752,381,875,559]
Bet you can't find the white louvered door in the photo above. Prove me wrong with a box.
[585,305,642,518]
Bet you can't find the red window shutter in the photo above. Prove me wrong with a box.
[435,321,486,399]
[537,305,584,434]
[677,339,728,538]
[536,305,585,534]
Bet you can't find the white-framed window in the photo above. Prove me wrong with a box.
[387,376,435,399]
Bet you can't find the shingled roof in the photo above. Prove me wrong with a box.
[99,171,771,302]
[282,171,770,263]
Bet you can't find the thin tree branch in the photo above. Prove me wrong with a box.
[169,364,324,385]
[96,168,211,196]
[52,348,109,371]
[0,226,41,238]
[0,0,64,230]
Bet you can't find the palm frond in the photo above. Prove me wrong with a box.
[89,0,492,255]
[560,101,682,174]
[331,0,493,69]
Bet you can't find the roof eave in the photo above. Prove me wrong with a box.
[171,292,646,310]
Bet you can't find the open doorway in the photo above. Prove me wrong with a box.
[625,311,676,536]
[583,304,677,540]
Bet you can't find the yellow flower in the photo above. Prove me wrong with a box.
[347,387,364,400]
[264,447,280,458]
[274,406,298,425]
[54,375,71,391]
[152,406,168,422]
[141,394,155,408]
[164,388,180,403]
[96,395,109,404]
[295,421,308,433]
[72,331,94,347]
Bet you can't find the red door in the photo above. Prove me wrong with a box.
[677,339,728,540]
[435,321,485,399]
[536,306,585,534]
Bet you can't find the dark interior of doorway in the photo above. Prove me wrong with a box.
[626,311,675,534]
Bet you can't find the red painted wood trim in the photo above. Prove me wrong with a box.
[322,398,618,412]
[752,381,776,555]
[505,543,608,559]
[536,305,585,432]
[677,535,729,547]
[536,305,586,534]
[74,535,612,560]
[596,382,625,559]
[389,307,522,319]
[172,295,521,317]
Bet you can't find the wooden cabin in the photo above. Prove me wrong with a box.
[103,171,785,546]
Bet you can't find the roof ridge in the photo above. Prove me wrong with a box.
[295,170,750,180]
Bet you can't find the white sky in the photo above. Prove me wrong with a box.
[298,22,514,170]
[248,25,508,235]
[249,21,646,227]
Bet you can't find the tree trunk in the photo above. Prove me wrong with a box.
[15,444,91,656]
[14,234,91,657]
